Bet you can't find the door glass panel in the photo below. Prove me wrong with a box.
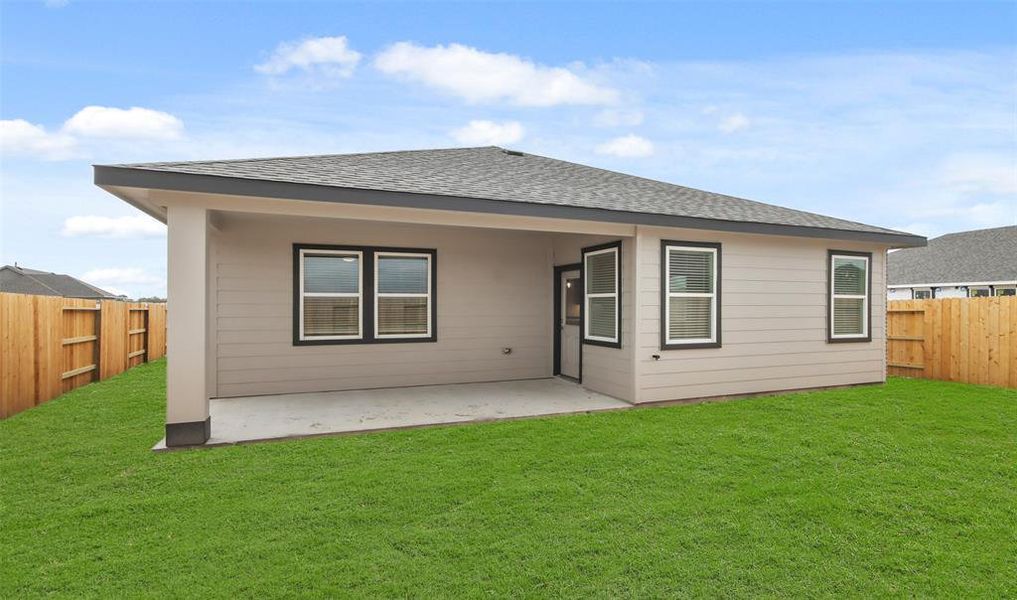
[564,277,581,325]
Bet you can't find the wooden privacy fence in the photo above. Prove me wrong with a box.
[0,292,167,419]
[887,297,1016,388]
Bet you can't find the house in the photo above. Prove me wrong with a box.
[0,264,123,299]
[887,226,1016,300]
[94,146,925,447]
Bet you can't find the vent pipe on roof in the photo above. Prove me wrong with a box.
[502,149,524,157]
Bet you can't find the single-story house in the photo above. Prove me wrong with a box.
[0,264,123,299]
[887,226,1016,299]
[94,146,925,447]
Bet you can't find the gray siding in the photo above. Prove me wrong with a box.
[213,213,557,397]
[634,226,887,403]
[208,212,885,404]
[551,235,636,402]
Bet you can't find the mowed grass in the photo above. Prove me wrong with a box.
[1,360,1014,598]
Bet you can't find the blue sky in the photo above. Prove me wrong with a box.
[2,1,1014,298]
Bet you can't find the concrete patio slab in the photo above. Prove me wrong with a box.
[153,378,631,449]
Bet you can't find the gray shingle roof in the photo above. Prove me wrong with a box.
[0,265,122,299]
[104,146,917,240]
[887,226,1017,285]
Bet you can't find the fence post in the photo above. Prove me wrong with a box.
[144,304,150,363]
[93,301,102,382]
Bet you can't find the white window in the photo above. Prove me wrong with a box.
[583,243,620,345]
[375,252,432,339]
[829,253,870,340]
[995,286,1016,297]
[913,289,932,300]
[663,243,720,347]
[968,287,990,298]
[298,249,363,341]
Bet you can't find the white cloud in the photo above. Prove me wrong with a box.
[3,106,185,159]
[0,119,77,159]
[63,106,183,140]
[595,134,655,158]
[255,36,362,78]
[450,120,525,145]
[374,42,618,106]
[61,215,166,238]
[593,109,644,127]
[718,112,750,133]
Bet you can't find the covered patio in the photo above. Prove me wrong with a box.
[154,377,631,449]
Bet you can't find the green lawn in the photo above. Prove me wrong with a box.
[1,360,1014,598]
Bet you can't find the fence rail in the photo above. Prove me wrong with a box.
[0,292,167,419]
[887,297,1016,388]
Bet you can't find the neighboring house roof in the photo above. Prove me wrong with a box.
[94,146,924,246]
[0,265,122,299]
[887,226,1017,286]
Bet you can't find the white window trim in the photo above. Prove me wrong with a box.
[913,288,932,300]
[994,286,1016,296]
[374,251,432,339]
[583,246,619,344]
[664,245,718,345]
[830,253,870,340]
[298,248,363,341]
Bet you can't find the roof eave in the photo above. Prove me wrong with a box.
[94,165,927,248]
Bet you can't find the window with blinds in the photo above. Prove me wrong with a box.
[829,252,870,341]
[299,250,362,339]
[662,242,720,348]
[583,242,620,346]
[376,253,431,337]
[295,245,436,345]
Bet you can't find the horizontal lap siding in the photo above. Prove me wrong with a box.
[213,214,554,397]
[552,235,636,402]
[635,227,887,403]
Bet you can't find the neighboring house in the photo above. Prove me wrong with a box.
[0,264,122,299]
[887,226,1017,300]
[94,146,925,446]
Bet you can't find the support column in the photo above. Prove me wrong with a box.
[165,204,210,446]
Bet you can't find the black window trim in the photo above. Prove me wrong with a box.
[660,240,722,350]
[826,249,872,344]
[581,240,622,349]
[293,243,438,346]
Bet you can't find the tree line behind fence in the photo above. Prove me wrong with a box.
[887,296,1016,388]
[1,292,167,419]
